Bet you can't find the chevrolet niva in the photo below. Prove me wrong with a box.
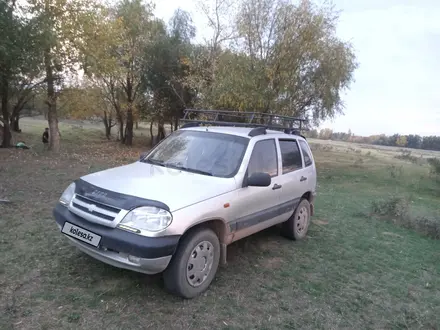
[53,114,317,299]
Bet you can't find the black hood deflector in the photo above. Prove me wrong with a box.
[74,179,170,211]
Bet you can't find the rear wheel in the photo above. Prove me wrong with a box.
[163,228,220,299]
[281,199,311,240]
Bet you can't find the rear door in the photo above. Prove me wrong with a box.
[275,138,309,220]
[298,139,316,193]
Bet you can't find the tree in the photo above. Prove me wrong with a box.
[187,0,357,124]
[306,128,318,139]
[9,72,46,132]
[0,0,38,147]
[83,0,157,146]
[232,0,357,123]
[113,0,157,146]
[319,128,333,140]
[142,9,197,144]
[58,83,116,139]
[183,0,238,108]
[407,134,422,149]
[198,0,237,84]
[396,135,407,147]
[28,0,105,152]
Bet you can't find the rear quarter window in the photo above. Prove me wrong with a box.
[299,140,313,167]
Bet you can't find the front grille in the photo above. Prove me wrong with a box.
[71,194,121,222]
[75,195,120,213]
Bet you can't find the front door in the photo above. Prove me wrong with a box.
[229,138,285,239]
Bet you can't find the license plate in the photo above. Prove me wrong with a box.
[61,222,102,247]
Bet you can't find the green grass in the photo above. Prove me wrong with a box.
[1,119,439,329]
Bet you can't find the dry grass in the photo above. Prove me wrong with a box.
[1,119,440,330]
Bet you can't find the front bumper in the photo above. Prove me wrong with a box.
[53,204,180,274]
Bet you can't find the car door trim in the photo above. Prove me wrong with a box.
[229,197,301,232]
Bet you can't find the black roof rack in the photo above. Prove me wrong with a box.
[180,109,307,137]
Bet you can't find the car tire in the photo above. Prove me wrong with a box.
[163,228,220,299]
[281,198,311,240]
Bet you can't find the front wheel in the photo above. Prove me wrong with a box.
[281,199,311,240]
[163,228,220,299]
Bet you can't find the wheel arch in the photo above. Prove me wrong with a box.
[300,191,315,216]
[179,218,229,266]
[181,218,229,244]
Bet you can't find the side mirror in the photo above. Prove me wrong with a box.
[247,172,271,187]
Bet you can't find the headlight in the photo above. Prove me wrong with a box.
[60,182,75,206]
[118,206,172,233]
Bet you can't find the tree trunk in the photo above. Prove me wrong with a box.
[118,118,124,142]
[103,112,111,139]
[10,115,20,132]
[125,105,133,146]
[135,121,138,129]
[44,48,60,152]
[150,120,154,147]
[156,119,165,143]
[1,75,11,148]
[174,115,178,131]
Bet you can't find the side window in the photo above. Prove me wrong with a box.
[279,140,303,174]
[299,140,313,167]
[247,139,278,177]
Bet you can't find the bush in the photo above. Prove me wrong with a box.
[371,196,410,221]
[394,150,419,164]
[387,164,403,179]
[427,158,440,176]
[371,196,440,239]
[413,216,440,239]
[353,157,364,168]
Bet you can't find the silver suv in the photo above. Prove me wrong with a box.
[53,112,317,299]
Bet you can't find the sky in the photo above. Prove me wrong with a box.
[151,0,440,137]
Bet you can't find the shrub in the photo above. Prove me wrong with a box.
[394,150,419,164]
[371,196,410,221]
[427,158,440,176]
[387,164,403,179]
[413,216,440,239]
[371,196,440,239]
[353,157,364,168]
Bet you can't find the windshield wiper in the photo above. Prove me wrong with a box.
[164,163,213,176]
[181,167,213,176]
[144,158,166,167]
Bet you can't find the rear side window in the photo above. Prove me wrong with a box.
[279,140,302,174]
[299,140,313,167]
[248,139,278,177]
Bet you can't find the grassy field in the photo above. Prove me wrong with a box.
[1,118,440,330]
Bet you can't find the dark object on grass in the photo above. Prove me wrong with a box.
[0,199,12,204]
[42,127,49,143]
[15,141,30,149]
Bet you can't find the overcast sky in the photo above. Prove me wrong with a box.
[152,0,440,136]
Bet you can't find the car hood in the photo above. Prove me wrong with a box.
[79,162,238,212]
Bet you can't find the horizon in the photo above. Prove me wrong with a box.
[151,0,440,137]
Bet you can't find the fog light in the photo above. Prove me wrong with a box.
[128,255,141,264]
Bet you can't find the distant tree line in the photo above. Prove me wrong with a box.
[306,128,440,151]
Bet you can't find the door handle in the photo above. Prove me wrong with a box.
[272,184,282,190]
[300,176,307,182]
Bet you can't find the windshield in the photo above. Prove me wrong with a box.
[142,130,249,178]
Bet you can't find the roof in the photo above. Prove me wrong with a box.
[180,126,304,139]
